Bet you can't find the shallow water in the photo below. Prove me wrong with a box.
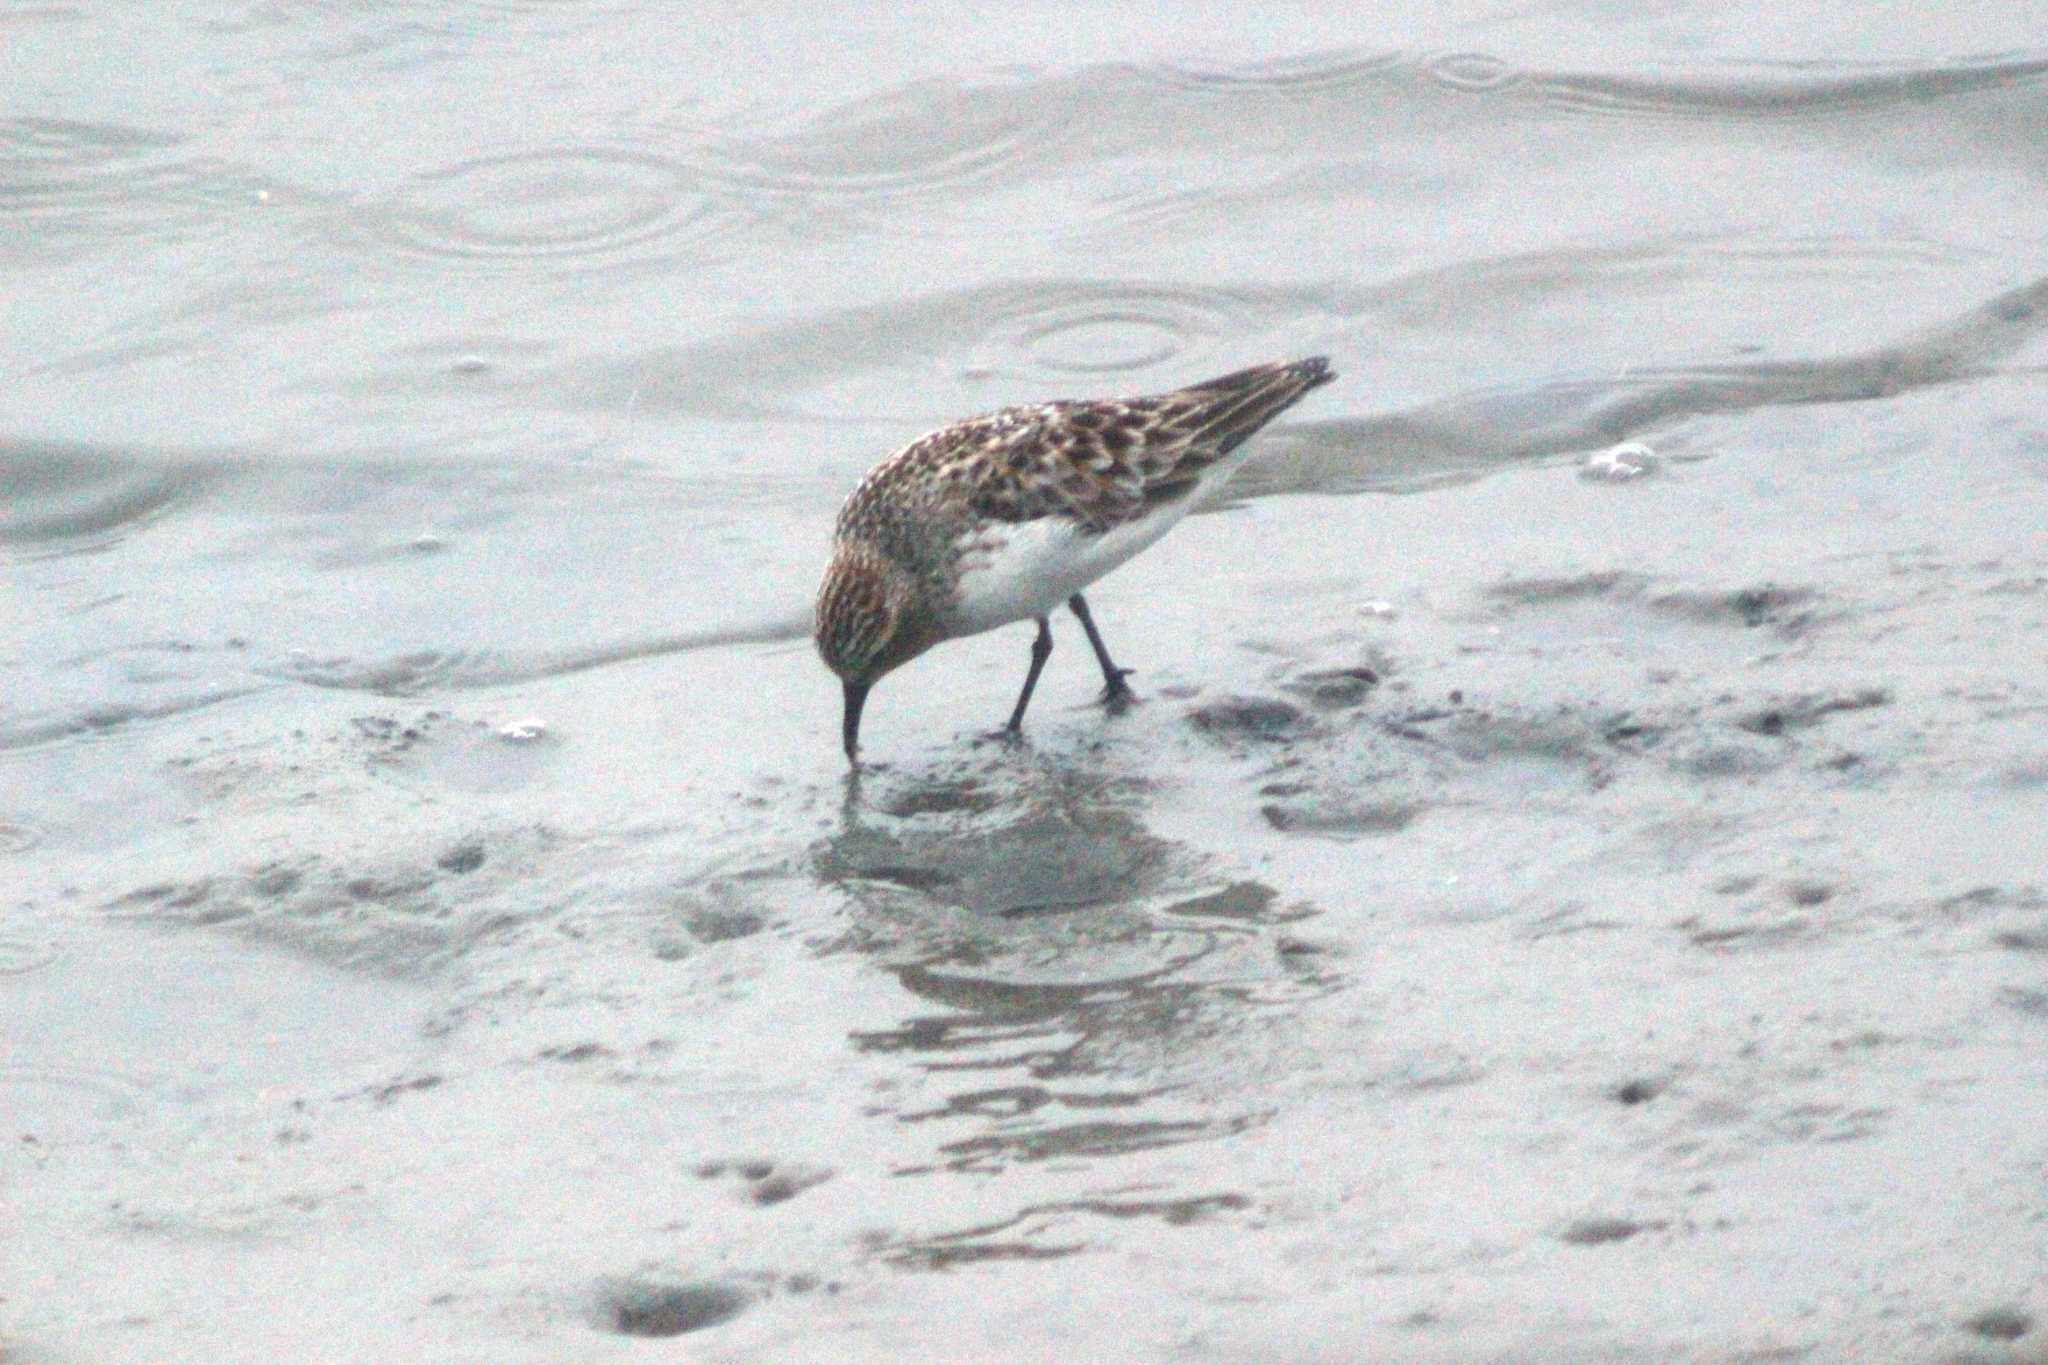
[6,3,2048,1360]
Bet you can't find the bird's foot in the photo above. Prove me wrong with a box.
[1099,670,1138,712]
[976,723,1028,749]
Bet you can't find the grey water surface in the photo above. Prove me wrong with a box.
[5,3,2047,1361]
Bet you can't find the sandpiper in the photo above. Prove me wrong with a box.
[816,356,1336,763]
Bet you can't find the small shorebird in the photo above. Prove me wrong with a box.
[815,356,1336,764]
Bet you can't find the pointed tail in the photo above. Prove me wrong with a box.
[1175,356,1336,459]
[1133,356,1336,502]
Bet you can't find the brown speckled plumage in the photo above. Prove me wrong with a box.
[818,357,1336,762]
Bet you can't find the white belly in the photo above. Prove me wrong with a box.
[947,501,1193,637]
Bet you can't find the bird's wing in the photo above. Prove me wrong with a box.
[961,356,1336,532]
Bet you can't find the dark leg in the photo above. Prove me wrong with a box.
[1004,617,1055,733]
[1067,594,1135,705]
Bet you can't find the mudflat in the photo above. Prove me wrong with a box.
[4,4,2045,1361]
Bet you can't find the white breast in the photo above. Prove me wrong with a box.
[947,490,1209,638]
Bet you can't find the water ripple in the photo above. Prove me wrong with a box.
[1134,48,1404,93]
[703,81,1051,204]
[262,618,811,696]
[0,931,59,975]
[343,49,2048,278]
[0,440,227,561]
[682,76,1084,247]
[1424,51,1526,94]
[0,117,278,266]
[565,276,1296,419]
[1235,273,2048,499]
[985,281,1262,379]
[0,1062,156,1128]
[0,818,46,855]
[354,143,752,273]
[1531,54,2048,121]
[0,687,271,752]
[1144,46,2048,119]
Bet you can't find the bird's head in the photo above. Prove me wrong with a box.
[815,541,939,763]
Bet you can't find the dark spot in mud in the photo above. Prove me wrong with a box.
[878,780,998,818]
[1727,587,1809,628]
[1263,800,1420,838]
[1613,1078,1664,1105]
[1101,1192,1250,1225]
[1735,688,1889,737]
[1714,875,1760,895]
[344,870,434,904]
[1784,880,1835,907]
[2003,756,2048,788]
[749,1168,831,1206]
[1652,584,1816,633]
[1560,1216,1659,1246]
[1488,570,1643,605]
[251,865,303,897]
[1688,918,1809,951]
[1770,1101,1890,1144]
[119,880,212,910]
[1679,741,1781,777]
[696,1158,833,1205]
[192,900,252,926]
[368,1074,442,1105]
[1602,716,1665,747]
[1994,926,2048,953]
[107,876,249,924]
[351,711,445,753]
[686,908,764,942]
[1282,666,1381,709]
[1831,1030,1902,1053]
[1941,887,2012,914]
[537,1043,612,1064]
[600,1280,748,1338]
[436,842,485,874]
[1163,881,1277,922]
[1962,1307,2033,1341]
[1186,695,1312,743]
[1989,287,2040,323]
[887,1238,1084,1270]
[2000,988,2048,1019]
